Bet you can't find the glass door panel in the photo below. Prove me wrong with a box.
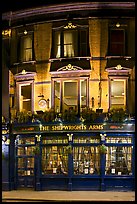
[54,81,61,113]
[110,79,126,109]
[80,79,87,111]
[20,83,32,112]
[16,138,35,188]
[63,81,78,112]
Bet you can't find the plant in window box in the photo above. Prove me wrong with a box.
[2,152,9,161]
[65,144,72,154]
[109,108,126,123]
[33,145,40,155]
[62,108,77,122]
[98,144,107,154]
[81,108,96,124]
[42,109,55,122]
[15,110,33,123]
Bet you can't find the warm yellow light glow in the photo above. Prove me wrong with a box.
[116,22,120,27]
[24,30,28,35]
[2,29,11,37]
[116,64,122,70]
[22,69,26,74]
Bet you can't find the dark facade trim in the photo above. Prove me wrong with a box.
[2,2,135,21]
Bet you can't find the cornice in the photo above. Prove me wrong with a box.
[2,2,135,21]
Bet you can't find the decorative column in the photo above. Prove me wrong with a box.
[67,133,73,191]
[100,133,107,191]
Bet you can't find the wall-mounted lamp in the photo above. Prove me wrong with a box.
[22,69,26,75]
[116,22,120,28]
[24,29,27,35]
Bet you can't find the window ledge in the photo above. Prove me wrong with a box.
[49,56,91,62]
[13,60,36,66]
[105,56,132,60]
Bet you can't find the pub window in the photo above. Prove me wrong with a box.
[109,29,125,56]
[52,27,89,58]
[42,135,68,144]
[105,145,132,175]
[19,34,33,62]
[41,146,68,175]
[73,146,100,175]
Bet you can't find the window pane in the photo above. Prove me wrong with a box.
[80,79,87,110]
[111,30,124,42]
[73,146,100,175]
[73,136,100,143]
[42,146,68,175]
[80,30,88,56]
[105,146,132,175]
[111,80,124,96]
[20,35,32,61]
[20,84,32,112]
[21,85,31,99]
[63,81,78,112]
[42,136,68,144]
[110,44,124,56]
[54,81,61,113]
[106,137,132,143]
[54,31,61,58]
[63,30,77,57]
[110,29,125,56]
[110,79,125,108]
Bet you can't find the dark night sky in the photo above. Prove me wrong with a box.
[2,0,134,13]
[1,0,67,12]
[1,0,83,13]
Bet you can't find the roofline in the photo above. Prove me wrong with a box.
[2,2,135,21]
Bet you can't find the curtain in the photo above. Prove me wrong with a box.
[55,31,61,58]
[64,31,74,57]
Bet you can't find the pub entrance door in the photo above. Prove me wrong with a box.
[15,135,36,189]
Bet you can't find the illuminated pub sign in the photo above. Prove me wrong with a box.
[12,123,135,134]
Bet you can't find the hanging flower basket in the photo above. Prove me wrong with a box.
[99,144,107,154]
[33,145,40,155]
[2,152,9,161]
[65,145,72,154]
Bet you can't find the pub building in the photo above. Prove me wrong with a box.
[2,2,135,191]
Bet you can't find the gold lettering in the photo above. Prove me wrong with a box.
[52,125,63,131]
[41,126,49,131]
[89,124,103,130]
[63,126,69,130]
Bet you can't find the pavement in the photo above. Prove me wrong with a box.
[2,189,135,202]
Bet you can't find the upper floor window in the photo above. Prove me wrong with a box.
[109,29,125,56]
[52,23,90,58]
[14,71,36,112]
[19,34,33,62]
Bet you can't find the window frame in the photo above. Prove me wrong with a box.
[108,28,126,56]
[16,80,35,112]
[108,76,128,110]
[18,32,34,63]
[51,77,89,114]
[51,26,90,58]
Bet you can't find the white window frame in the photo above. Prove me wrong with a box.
[15,71,36,112]
[109,76,128,109]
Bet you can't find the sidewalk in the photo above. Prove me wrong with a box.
[2,190,135,202]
